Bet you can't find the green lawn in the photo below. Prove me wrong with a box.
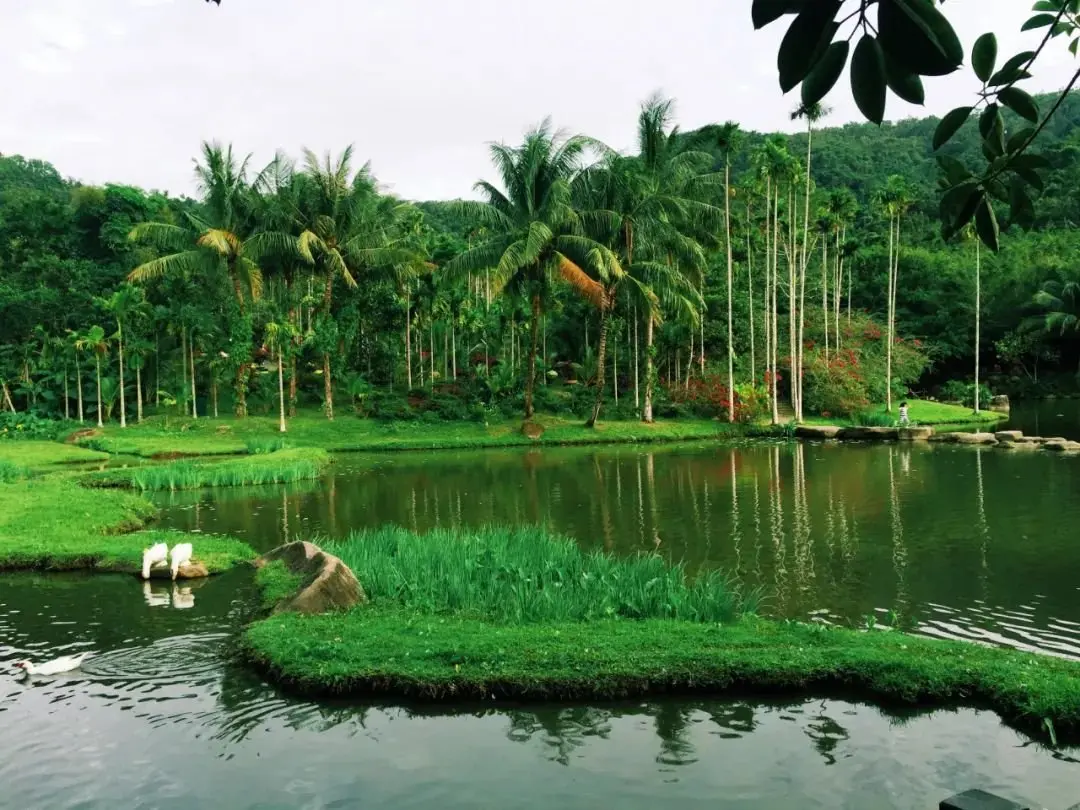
[800,400,1006,428]
[0,475,255,573]
[244,608,1080,741]
[0,440,109,469]
[73,412,769,457]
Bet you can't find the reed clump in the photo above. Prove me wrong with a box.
[323,525,755,624]
[91,447,330,491]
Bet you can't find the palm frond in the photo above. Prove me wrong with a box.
[128,250,208,284]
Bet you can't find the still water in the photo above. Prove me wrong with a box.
[2,572,1079,810]
[159,440,1080,659]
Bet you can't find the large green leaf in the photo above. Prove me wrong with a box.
[801,41,849,106]
[988,51,1035,86]
[751,0,805,29]
[878,0,963,77]
[851,35,887,124]
[975,198,1000,251]
[777,1,841,93]
[932,106,972,151]
[972,33,998,84]
[883,52,925,105]
[998,87,1040,123]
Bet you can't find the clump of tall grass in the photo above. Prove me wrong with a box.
[852,410,896,427]
[120,448,329,491]
[0,460,28,483]
[323,525,756,624]
[245,436,291,455]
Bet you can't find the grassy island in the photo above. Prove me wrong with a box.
[0,473,254,573]
[243,526,1080,741]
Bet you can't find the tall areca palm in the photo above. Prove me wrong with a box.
[128,142,293,417]
[294,147,427,420]
[875,175,914,412]
[75,326,109,428]
[447,120,616,420]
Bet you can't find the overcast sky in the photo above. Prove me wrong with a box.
[1,0,1077,201]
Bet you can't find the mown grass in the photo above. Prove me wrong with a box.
[0,475,255,572]
[74,412,769,457]
[255,560,306,611]
[0,440,109,469]
[801,400,1007,428]
[243,609,1080,740]
[85,447,331,491]
[324,526,753,623]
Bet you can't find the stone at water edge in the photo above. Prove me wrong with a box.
[795,425,841,440]
[521,421,545,439]
[1042,439,1071,453]
[255,541,365,615]
[898,426,933,441]
[939,789,1033,810]
[994,431,1024,443]
[988,394,1011,413]
[953,432,998,445]
[837,426,899,441]
[140,561,210,580]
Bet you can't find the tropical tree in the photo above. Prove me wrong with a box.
[75,326,109,428]
[99,284,145,428]
[128,142,294,417]
[446,120,617,420]
[875,175,915,412]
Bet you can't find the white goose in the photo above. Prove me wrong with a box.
[141,542,169,580]
[169,542,193,580]
[13,652,91,677]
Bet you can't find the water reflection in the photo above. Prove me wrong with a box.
[155,442,1080,659]
[2,573,1080,808]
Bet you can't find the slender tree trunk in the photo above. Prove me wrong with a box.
[685,329,694,390]
[797,233,808,422]
[725,158,735,421]
[430,326,435,390]
[117,321,127,428]
[543,316,548,385]
[95,356,104,428]
[234,364,248,418]
[771,182,780,425]
[190,333,198,420]
[76,360,84,423]
[634,306,640,412]
[747,208,756,386]
[974,238,981,414]
[835,226,844,350]
[278,348,287,432]
[405,286,412,389]
[136,365,143,423]
[643,315,655,423]
[614,321,619,407]
[181,328,188,415]
[1,380,15,413]
[822,237,830,362]
[155,333,160,407]
[212,380,219,418]
[451,320,457,380]
[525,293,541,419]
[886,215,896,413]
[586,297,610,428]
[64,365,70,421]
[323,352,334,420]
[288,356,298,417]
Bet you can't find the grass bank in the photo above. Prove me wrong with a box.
[84,447,331,491]
[0,440,109,469]
[243,525,1080,741]
[74,413,776,458]
[243,609,1080,739]
[0,475,255,573]
[801,400,1007,429]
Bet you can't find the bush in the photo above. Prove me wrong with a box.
[939,380,993,408]
[852,410,895,427]
[0,412,74,441]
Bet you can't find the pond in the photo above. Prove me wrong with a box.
[1006,398,1080,441]
[2,572,1079,810]
[157,441,1080,659]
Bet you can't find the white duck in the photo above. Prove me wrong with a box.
[169,542,193,580]
[13,652,91,677]
[142,542,169,580]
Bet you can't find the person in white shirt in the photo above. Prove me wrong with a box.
[898,401,910,426]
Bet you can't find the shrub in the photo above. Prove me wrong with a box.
[939,380,993,408]
[0,412,74,441]
[0,460,28,482]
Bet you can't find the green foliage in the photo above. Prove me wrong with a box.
[939,380,994,408]
[0,412,74,441]
[323,525,753,624]
[254,560,305,611]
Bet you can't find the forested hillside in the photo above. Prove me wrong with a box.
[2,92,1080,430]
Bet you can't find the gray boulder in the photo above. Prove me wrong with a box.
[795,425,841,440]
[898,426,933,441]
[994,431,1023,443]
[954,432,998,445]
[256,541,365,615]
[837,426,898,441]
[988,394,1010,413]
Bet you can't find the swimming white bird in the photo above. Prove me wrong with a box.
[169,542,193,580]
[142,542,169,580]
[13,652,91,677]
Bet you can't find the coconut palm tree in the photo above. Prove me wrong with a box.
[293,147,428,420]
[446,120,618,420]
[128,142,296,417]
